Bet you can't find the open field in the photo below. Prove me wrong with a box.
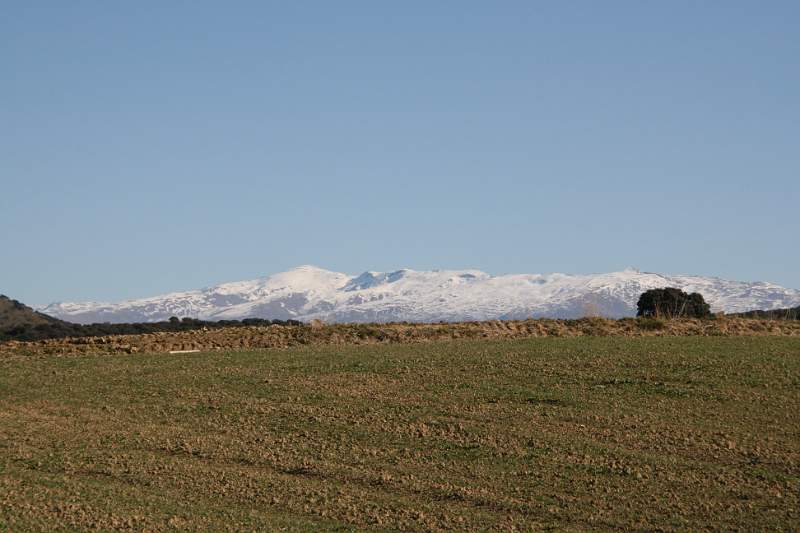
[1,337,799,530]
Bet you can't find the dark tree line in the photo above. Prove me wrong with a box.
[732,306,800,320]
[0,316,303,343]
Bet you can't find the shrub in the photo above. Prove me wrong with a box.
[636,317,666,331]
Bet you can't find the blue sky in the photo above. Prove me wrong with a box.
[2,1,798,304]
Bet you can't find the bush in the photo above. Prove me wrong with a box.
[636,317,666,331]
[636,288,711,319]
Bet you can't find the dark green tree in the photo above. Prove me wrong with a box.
[636,288,711,318]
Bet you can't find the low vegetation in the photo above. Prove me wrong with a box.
[1,337,798,530]
[0,315,302,343]
[3,316,800,358]
[733,306,800,320]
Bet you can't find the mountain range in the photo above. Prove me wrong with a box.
[38,266,800,324]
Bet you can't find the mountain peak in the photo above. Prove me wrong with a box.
[283,264,335,274]
[342,269,413,292]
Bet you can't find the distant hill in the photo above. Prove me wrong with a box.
[0,295,65,330]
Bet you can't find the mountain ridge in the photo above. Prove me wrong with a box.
[39,265,800,324]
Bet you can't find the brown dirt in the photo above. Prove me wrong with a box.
[2,317,800,357]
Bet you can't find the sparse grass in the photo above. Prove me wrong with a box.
[1,337,799,530]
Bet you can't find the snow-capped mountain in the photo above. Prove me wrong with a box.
[39,265,800,324]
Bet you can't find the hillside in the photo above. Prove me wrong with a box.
[0,295,64,330]
[40,265,800,324]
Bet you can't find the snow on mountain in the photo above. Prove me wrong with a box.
[39,265,800,324]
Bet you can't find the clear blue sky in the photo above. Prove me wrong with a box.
[2,1,798,304]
